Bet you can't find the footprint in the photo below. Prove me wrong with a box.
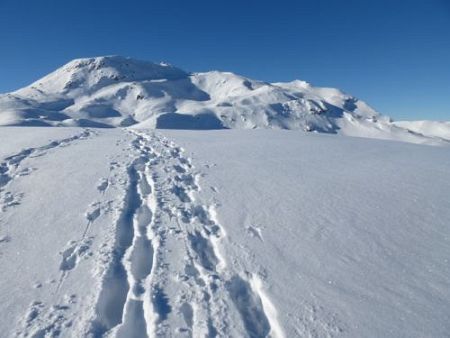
[188,231,218,272]
[59,238,92,271]
[192,205,213,225]
[152,286,172,322]
[0,235,11,244]
[173,164,187,174]
[246,225,263,241]
[172,185,191,203]
[17,167,35,176]
[225,275,271,338]
[97,178,109,193]
[19,300,72,337]
[85,203,101,223]
[0,191,23,211]
[110,161,120,170]
[25,301,44,323]
[60,245,77,271]
[180,302,193,332]
[175,174,198,191]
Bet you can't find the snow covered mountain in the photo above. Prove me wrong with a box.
[1,57,450,337]
[0,55,446,145]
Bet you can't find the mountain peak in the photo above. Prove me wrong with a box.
[25,56,188,96]
[0,55,445,145]
[62,55,181,73]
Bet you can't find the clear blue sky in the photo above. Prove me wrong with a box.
[0,0,449,120]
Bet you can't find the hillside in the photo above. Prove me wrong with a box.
[0,56,446,145]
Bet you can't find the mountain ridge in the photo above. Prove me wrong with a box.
[0,55,447,145]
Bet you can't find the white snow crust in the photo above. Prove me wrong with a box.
[0,127,449,337]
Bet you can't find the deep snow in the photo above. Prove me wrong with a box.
[1,127,449,337]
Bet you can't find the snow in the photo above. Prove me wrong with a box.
[1,127,449,337]
[393,120,450,141]
[0,127,82,159]
[1,56,447,146]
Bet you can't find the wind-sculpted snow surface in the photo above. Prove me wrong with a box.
[0,55,446,145]
[1,127,449,337]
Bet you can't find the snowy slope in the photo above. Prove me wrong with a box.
[1,127,449,337]
[393,120,450,141]
[0,56,445,145]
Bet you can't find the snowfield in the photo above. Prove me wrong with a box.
[1,127,449,337]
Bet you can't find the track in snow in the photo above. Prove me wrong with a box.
[0,129,94,213]
[88,130,283,337]
[7,129,101,338]
[12,129,283,338]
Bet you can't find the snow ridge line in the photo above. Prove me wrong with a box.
[0,129,94,213]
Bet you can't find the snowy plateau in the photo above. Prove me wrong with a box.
[0,56,449,338]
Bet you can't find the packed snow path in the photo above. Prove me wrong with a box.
[0,127,449,337]
[89,130,283,338]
